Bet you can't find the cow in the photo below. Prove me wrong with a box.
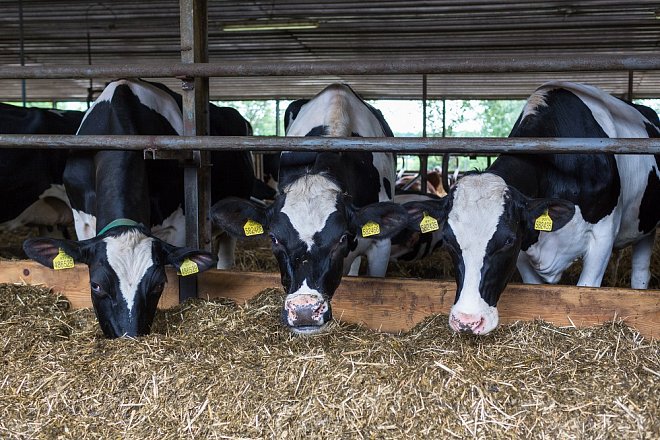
[395,168,447,197]
[0,103,84,237]
[23,78,255,338]
[212,83,408,334]
[404,81,660,335]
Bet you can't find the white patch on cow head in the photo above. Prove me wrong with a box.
[280,174,341,250]
[104,229,155,314]
[448,174,507,333]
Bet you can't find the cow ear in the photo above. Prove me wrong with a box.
[402,198,449,232]
[525,198,575,232]
[211,197,268,239]
[164,246,217,274]
[350,202,409,239]
[23,237,86,268]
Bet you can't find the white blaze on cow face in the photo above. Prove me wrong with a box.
[104,229,155,315]
[280,174,342,250]
[447,174,507,334]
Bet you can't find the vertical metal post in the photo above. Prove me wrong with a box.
[179,0,211,302]
[19,0,26,107]
[441,98,451,193]
[275,99,281,136]
[627,71,634,101]
[419,74,428,194]
[86,30,93,109]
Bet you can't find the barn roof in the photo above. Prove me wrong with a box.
[0,1,659,101]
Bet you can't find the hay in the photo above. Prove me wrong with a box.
[0,284,657,439]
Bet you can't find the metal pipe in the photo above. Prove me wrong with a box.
[627,70,634,101]
[178,0,210,302]
[420,74,428,194]
[1,134,658,154]
[18,0,26,107]
[0,55,659,79]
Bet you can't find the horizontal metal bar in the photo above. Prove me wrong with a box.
[1,55,659,79]
[1,134,659,154]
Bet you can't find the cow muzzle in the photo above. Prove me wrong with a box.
[283,293,332,334]
[448,310,498,335]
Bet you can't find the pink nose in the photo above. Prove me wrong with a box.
[284,294,330,328]
[449,312,485,334]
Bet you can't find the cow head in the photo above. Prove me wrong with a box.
[404,173,575,335]
[212,173,408,334]
[23,224,216,338]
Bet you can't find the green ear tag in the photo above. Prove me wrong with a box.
[53,248,74,270]
[179,258,199,277]
[534,210,553,232]
[243,219,264,236]
[419,212,439,234]
[361,221,380,237]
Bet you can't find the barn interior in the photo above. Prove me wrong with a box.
[0,1,659,101]
[0,2,658,438]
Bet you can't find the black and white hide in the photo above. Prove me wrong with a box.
[405,81,660,335]
[23,79,254,338]
[0,103,84,237]
[212,83,408,334]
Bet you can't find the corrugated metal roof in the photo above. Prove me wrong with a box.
[0,1,658,101]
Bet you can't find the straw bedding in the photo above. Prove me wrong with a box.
[0,283,658,439]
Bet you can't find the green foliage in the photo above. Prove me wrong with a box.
[213,100,292,136]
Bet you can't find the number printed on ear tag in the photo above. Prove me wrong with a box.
[361,221,380,237]
[179,258,199,277]
[420,212,439,234]
[534,210,553,232]
[244,219,264,236]
[53,248,74,270]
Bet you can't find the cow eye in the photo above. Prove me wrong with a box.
[90,282,106,297]
[151,282,165,295]
[502,236,515,248]
[339,233,348,243]
[269,233,279,245]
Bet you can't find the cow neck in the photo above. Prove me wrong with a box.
[98,218,139,236]
[94,150,151,228]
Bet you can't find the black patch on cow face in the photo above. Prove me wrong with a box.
[478,198,525,307]
[23,226,215,339]
[268,194,352,300]
[638,164,660,234]
[86,237,167,338]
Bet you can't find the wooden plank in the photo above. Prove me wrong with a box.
[0,260,657,338]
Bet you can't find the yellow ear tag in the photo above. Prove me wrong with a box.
[243,219,264,236]
[419,212,439,234]
[179,258,199,277]
[361,221,380,237]
[53,248,74,270]
[534,210,553,232]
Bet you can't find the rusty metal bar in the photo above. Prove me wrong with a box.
[1,134,659,154]
[178,0,210,302]
[1,55,660,79]
[420,74,428,195]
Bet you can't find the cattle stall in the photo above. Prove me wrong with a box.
[0,1,659,438]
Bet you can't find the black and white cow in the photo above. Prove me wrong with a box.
[23,79,254,338]
[0,103,84,236]
[212,83,408,334]
[405,81,660,335]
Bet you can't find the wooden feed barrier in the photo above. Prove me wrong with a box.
[1,260,657,339]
